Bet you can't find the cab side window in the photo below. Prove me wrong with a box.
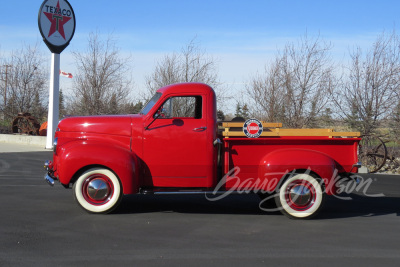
[161,96,202,119]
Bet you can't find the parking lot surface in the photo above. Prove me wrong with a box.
[0,145,400,266]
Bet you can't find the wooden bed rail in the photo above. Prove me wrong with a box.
[221,121,360,138]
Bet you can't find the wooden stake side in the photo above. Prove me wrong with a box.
[222,122,283,128]
[221,121,360,137]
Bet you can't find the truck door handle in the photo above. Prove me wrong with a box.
[193,127,207,131]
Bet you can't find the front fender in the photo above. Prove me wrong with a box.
[258,148,338,195]
[56,140,139,195]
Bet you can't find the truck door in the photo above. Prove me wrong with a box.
[143,95,212,187]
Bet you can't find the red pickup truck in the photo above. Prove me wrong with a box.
[44,83,361,219]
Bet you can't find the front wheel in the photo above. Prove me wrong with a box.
[275,173,325,219]
[73,168,122,214]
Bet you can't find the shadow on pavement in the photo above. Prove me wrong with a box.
[115,193,400,219]
[117,194,268,215]
[320,193,400,219]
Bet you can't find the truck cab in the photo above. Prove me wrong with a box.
[139,83,218,188]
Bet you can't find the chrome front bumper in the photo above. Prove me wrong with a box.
[44,160,57,186]
[44,173,55,186]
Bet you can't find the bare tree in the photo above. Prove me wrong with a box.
[70,32,133,115]
[0,44,47,121]
[331,32,400,135]
[145,39,226,108]
[246,58,285,122]
[247,34,335,128]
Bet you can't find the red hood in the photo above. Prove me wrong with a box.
[57,115,142,136]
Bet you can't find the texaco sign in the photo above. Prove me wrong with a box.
[38,0,75,54]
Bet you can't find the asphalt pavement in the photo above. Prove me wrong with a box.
[0,144,400,266]
[0,142,48,153]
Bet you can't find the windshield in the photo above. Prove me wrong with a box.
[140,92,162,115]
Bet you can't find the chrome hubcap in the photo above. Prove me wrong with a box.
[285,179,316,211]
[289,185,312,206]
[82,174,114,205]
[87,178,111,201]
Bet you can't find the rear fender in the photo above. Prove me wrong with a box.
[56,140,139,195]
[258,148,338,195]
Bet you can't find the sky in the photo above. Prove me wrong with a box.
[1,0,400,113]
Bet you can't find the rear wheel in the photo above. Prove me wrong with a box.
[73,168,122,214]
[275,173,324,219]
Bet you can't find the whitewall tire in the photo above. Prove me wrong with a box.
[275,173,324,219]
[73,168,122,214]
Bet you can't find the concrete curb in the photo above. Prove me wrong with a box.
[0,134,47,147]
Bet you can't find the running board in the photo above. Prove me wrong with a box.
[139,188,240,195]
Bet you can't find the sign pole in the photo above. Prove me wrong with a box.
[46,53,60,149]
[38,0,75,149]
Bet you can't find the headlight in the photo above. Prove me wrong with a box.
[53,137,58,153]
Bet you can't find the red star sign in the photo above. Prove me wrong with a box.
[43,0,72,40]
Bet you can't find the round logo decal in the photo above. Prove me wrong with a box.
[243,119,263,138]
